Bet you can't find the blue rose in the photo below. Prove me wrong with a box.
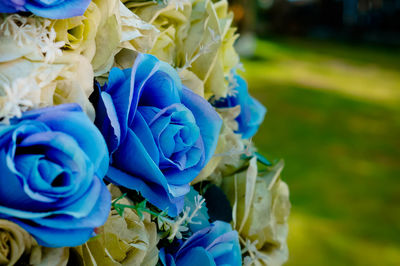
[93,53,222,217]
[160,221,242,266]
[213,74,266,139]
[0,0,91,19]
[0,104,111,247]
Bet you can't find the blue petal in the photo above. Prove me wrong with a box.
[160,124,183,160]
[203,221,234,246]
[130,111,159,165]
[112,130,167,187]
[137,106,159,123]
[177,226,213,255]
[5,216,95,247]
[0,177,108,220]
[233,75,266,139]
[0,178,110,247]
[104,68,133,142]
[96,91,121,156]
[157,60,183,94]
[176,247,216,266]
[182,143,203,169]
[15,103,81,121]
[210,233,241,266]
[0,150,51,211]
[24,0,91,19]
[128,53,160,125]
[163,138,204,186]
[109,129,185,216]
[160,249,177,266]
[181,87,222,166]
[16,131,94,200]
[107,67,126,91]
[20,104,109,179]
[140,71,181,109]
[206,232,236,255]
[32,178,110,227]
[238,96,266,139]
[15,154,74,198]
[0,1,20,12]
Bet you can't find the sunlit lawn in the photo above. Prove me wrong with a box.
[241,38,400,265]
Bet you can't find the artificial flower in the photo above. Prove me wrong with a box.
[221,159,291,265]
[92,53,222,216]
[0,14,63,63]
[212,74,266,139]
[0,0,91,19]
[86,0,121,76]
[51,1,103,62]
[0,220,69,266]
[119,2,159,54]
[0,219,34,265]
[0,55,95,121]
[0,15,95,121]
[192,105,246,184]
[123,0,191,66]
[52,0,159,76]
[129,0,238,99]
[123,0,211,97]
[160,221,241,266]
[178,0,238,99]
[0,104,110,247]
[74,185,159,266]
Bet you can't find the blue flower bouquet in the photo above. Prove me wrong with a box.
[0,0,290,265]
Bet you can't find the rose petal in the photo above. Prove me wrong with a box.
[113,130,167,187]
[128,53,160,124]
[140,71,181,109]
[24,0,91,19]
[18,103,109,179]
[176,247,215,266]
[130,111,160,165]
[181,87,222,165]
[96,91,121,156]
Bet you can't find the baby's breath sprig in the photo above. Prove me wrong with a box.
[0,14,64,64]
[111,192,206,242]
[240,237,270,266]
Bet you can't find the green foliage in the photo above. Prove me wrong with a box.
[112,193,161,220]
[242,38,400,265]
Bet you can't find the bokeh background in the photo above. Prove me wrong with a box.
[229,0,400,265]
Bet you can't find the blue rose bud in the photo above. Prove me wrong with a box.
[160,221,242,266]
[0,0,91,19]
[0,104,110,247]
[93,53,222,217]
[213,74,266,139]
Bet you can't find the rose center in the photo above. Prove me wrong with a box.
[138,103,202,170]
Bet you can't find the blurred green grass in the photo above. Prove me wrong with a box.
[241,38,400,265]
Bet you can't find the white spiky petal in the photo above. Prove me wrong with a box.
[0,75,39,123]
[0,14,64,64]
[155,194,206,241]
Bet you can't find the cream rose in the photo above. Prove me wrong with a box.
[0,220,68,266]
[74,186,159,266]
[221,159,291,265]
[123,0,239,99]
[0,14,95,121]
